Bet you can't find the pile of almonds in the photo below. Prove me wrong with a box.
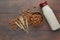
[9,10,43,33]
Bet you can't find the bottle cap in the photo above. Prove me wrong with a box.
[40,1,47,8]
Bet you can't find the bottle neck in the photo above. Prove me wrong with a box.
[40,1,48,8]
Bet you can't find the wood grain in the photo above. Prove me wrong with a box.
[0,0,60,40]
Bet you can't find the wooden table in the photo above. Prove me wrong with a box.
[0,0,60,40]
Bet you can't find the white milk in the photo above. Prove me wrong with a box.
[40,1,60,30]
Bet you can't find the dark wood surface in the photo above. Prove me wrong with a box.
[0,0,60,40]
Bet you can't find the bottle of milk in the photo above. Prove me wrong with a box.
[40,1,60,31]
